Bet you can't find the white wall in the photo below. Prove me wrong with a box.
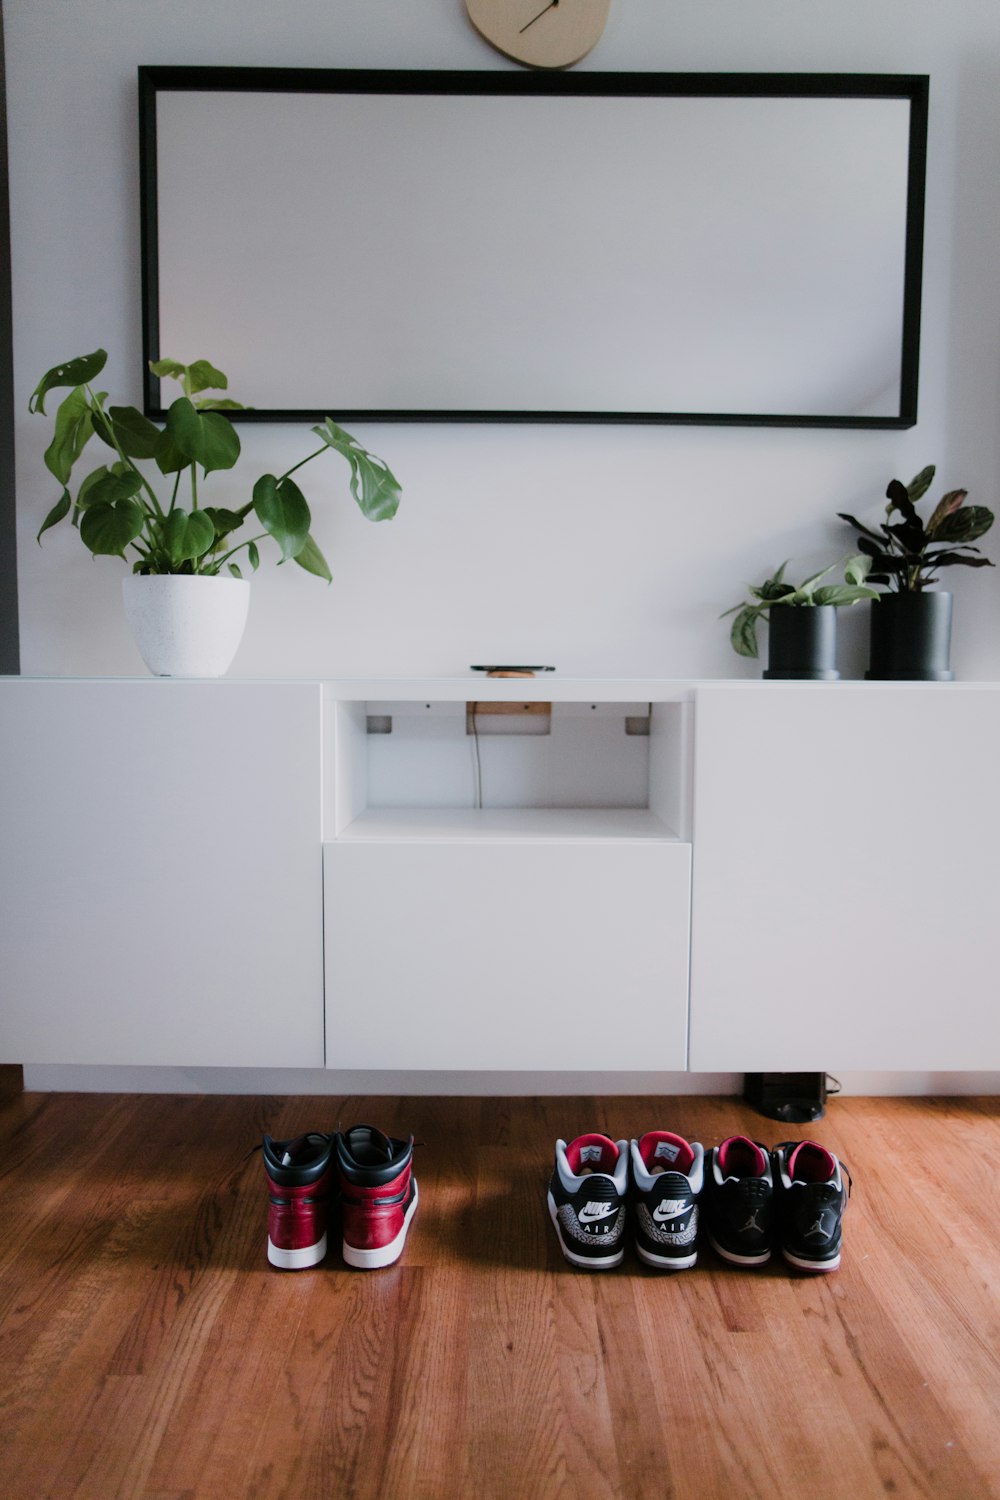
[7,0,1000,683]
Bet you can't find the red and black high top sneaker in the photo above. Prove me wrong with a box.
[262,1131,335,1270]
[336,1125,418,1270]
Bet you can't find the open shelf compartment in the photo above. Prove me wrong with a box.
[323,690,691,843]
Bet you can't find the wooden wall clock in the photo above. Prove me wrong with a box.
[464,0,611,70]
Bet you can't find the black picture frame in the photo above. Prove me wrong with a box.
[139,67,928,428]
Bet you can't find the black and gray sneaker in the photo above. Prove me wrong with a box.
[547,1133,628,1270]
[630,1131,704,1270]
[704,1135,774,1267]
[772,1139,850,1273]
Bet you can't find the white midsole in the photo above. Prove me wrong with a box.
[267,1231,327,1270]
[782,1246,841,1273]
[637,1244,697,1271]
[343,1180,419,1269]
[709,1233,771,1267]
[547,1191,624,1269]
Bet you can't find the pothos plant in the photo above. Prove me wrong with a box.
[838,465,994,592]
[29,349,401,579]
[722,555,878,658]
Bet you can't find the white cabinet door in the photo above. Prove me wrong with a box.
[0,680,323,1067]
[325,839,691,1070]
[689,684,1000,1071]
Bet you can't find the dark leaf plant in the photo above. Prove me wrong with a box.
[838,465,994,592]
[30,349,401,580]
[722,555,878,659]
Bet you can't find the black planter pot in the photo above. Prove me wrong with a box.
[763,605,838,680]
[866,591,954,681]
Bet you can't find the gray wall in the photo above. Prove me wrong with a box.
[0,1,18,674]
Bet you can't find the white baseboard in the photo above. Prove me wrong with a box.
[19,1065,1000,1097]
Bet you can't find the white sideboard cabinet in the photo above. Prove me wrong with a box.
[3,676,999,1079]
[0,680,324,1067]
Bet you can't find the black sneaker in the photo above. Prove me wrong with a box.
[547,1134,628,1270]
[772,1140,850,1273]
[629,1131,703,1271]
[704,1135,774,1267]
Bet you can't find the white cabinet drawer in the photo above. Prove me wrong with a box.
[325,839,691,1070]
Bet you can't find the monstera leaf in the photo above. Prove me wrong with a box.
[80,497,146,556]
[292,532,333,583]
[44,386,98,485]
[29,349,107,415]
[253,474,311,562]
[166,398,241,474]
[313,419,401,522]
[160,508,217,567]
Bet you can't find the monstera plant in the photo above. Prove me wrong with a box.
[30,348,401,580]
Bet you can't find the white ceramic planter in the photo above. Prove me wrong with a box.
[122,574,251,678]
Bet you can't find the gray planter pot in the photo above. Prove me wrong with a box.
[763,605,839,680]
[866,591,953,681]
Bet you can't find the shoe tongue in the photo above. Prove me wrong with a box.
[278,1133,320,1167]
[788,1140,835,1183]
[567,1134,619,1174]
[718,1135,766,1179]
[640,1131,694,1175]
[347,1125,395,1167]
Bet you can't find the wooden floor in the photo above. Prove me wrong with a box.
[1,1074,998,1500]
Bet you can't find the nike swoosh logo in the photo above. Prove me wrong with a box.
[578,1202,617,1223]
[652,1199,690,1222]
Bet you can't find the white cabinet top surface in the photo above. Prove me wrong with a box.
[4,676,1000,700]
[1,674,698,701]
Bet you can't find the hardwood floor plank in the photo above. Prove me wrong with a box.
[1,1092,999,1500]
[550,1276,622,1500]
[374,1268,471,1500]
[466,1135,574,1500]
[147,1270,312,1496]
[243,1271,406,1499]
[593,1274,677,1500]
